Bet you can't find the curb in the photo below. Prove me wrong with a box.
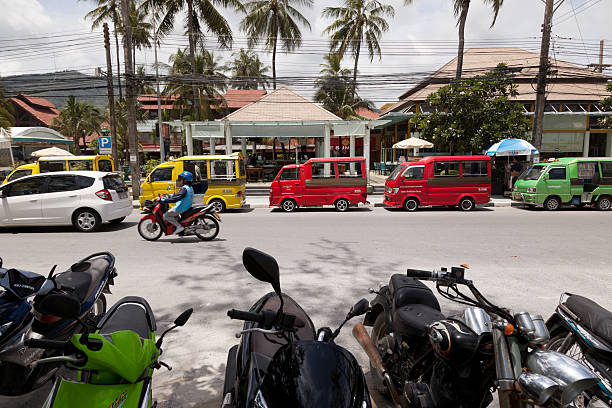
[133,201,519,209]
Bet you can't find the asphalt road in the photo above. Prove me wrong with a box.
[1,205,611,407]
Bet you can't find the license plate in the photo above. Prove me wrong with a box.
[513,192,522,200]
[119,191,128,199]
[213,212,221,220]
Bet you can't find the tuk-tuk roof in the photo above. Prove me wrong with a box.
[306,157,365,163]
[400,155,490,165]
[38,155,111,161]
[174,155,241,161]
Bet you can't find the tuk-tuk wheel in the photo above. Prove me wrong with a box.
[544,196,561,211]
[459,197,475,212]
[281,199,297,212]
[403,198,419,212]
[596,195,611,211]
[334,198,349,212]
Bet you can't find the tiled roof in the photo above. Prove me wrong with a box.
[223,87,341,121]
[221,89,267,109]
[355,107,380,119]
[385,48,610,113]
[10,94,59,127]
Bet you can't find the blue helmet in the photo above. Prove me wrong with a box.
[178,171,193,182]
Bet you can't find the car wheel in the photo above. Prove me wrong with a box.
[459,197,475,212]
[109,216,126,224]
[73,209,101,232]
[281,198,297,213]
[335,198,349,212]
[544,196,561,211]
[403,198,419,212]
[210,199,226,213]
[596,195,611,211]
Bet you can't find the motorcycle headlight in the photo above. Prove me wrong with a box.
[254,390,269,408]
[0,322,11,338]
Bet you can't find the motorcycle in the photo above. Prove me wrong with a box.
[221,247,373,408]
[357,266,601,408]
[25,294,193,407]
[0,252,116,395]
[545,292,612,407]
[138,192,221,241]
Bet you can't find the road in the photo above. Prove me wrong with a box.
[1,206,611,407]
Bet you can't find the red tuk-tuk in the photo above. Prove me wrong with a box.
[383,156,491,211]
[270,157,368,212]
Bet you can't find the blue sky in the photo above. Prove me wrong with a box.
[1,0,610,106]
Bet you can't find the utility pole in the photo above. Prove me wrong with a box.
[154,32,165,163]
[588,41,611,73]
[531,0,556,151]
[120,0,140,199]
[103,23,118,165]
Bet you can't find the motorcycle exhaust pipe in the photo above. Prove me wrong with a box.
[526,349,600,405]
[517,372,560,405]
[353,322,403,408]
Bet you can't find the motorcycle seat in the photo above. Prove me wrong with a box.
[98,303,151,338]
[179,206,204,220]
[52,258,109,304]
[393,304,445,338]
[564,295,612,344]
[389,274,441,312]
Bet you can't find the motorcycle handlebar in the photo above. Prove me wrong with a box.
[406,269,435,279]
[227,309,263,323]
[25,338,68,350]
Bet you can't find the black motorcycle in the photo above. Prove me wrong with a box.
[358,266,601,408]
[546,292,612,406]
[0,252,116,395]
[221,247,372,408]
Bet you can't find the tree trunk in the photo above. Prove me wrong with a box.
[280,141,286,159]
[352,32,361,102]
[113,18,123,100]
[133,44,136,74]
[186,0,200,121]
[456,1,470,80]
[272,13,279,90]
[272,138,277,160]
[73,133,81,155]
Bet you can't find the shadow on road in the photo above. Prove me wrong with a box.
[0,222,138,234]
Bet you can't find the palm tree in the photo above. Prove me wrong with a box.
[142,0,242,121]
[404,0,504,79]
[82,0,123,99]
[166,48,227,120]
[129,2,153,72]
[314,53,374,119]
[240,0,313,90]
[229,49,270,90]
[323,0,394,98]
[135,66,156,95]
[54,96,105,154]
[0,85,14,130]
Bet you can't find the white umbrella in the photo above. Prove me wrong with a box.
[31,147,74,157]
[392,137,434,150]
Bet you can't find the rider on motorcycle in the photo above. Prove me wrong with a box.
[161,171,194,235]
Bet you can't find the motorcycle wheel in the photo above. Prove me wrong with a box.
[138,218,163,241]
[548,332,612,407]
[194,216,219,241]
[370,313,396,396]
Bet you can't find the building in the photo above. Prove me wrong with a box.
[379,48,612,159]
[8,127,73,161]
[9,94,59,127]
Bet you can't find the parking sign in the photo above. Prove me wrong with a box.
[98,135,112,155]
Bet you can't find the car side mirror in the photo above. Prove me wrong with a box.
[242,247,281,296]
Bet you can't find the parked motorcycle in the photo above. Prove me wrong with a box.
[221,247,372,408]
[25,294,193,407]
[546,293,612,406]
[138,192,221,241]
[357,266,601,408]
[0,252,116,395]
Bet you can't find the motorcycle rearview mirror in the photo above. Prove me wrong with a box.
[348,298,370,319]
[0,258,3,268]
[242,248,281,296]
[174,308,193,327]
[156,308,194,349]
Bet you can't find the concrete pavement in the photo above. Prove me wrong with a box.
[1,207,610,407]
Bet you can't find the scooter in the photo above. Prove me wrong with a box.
[546,292,612,406]
[138,190,221,241]
[221,247,372,408]
[0,252,116,395]
[25,294,193,407]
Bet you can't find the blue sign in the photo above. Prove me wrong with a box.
[98,135,112,154]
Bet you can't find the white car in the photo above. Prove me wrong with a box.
[0,171,132,232]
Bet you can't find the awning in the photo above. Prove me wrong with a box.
[9,127,73,145]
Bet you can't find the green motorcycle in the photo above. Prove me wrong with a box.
[25,294,193,408]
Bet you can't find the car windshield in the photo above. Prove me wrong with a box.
[520,165,546,180]
[388,165,406,181]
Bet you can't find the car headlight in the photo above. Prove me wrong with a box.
[527,187,537,193]
[254,390,269,408]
